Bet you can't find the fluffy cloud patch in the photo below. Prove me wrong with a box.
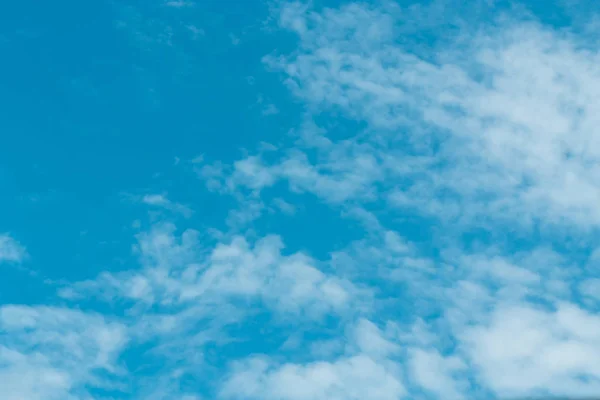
[63,223,362,320]
[221,319,405,400]
[461,302,600,397]
[0,306,128,399]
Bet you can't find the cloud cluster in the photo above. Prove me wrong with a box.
[220,319,405,400]
[211,1,600,231]
[0,306,127,400]
[206,1,600,398]
[3,1,600,399]
[62,223,361,318]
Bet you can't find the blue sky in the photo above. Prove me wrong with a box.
[2,0,600,399]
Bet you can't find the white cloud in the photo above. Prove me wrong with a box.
[460,302,600,397]
[62,221,367,343]
[252,1,600,229]
[271,198,297,215]
[54,220,372,397]
[350,318,398,359]
[142,193,194,218]
[425,246,600,399]
[8,2,600,399]
[0,305,128,399]
[190,234,357,317]
[0,235,26,264]
[408,348,467,400]
[165,0,194,8]
[262,103,279,116]
[222,355,405,400]
[187,25,205,40]
[322,209,600,399]
[580,278,600,302]
[221,319,406,400]
[205,3,600,398]
[229,156,277,192]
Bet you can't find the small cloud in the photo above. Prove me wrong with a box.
[191,154,204,164]
[256,95,279,116]
[257,142,278,152]
[198,161,227,192]
[142,194,194,218]
[229,33,240,46]
[187,25,204,39]
[272,198,296,215]
[141,194,169,207]
[0,234,26,263]
[166,0,194,7]
[262,103,279,116]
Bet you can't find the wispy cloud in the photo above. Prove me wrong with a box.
[62,222,365,319]
[5,1,600,399]
[142,193,194,218]
[0,235,26,264]
[220,318,405,400]
[0,305,128,399]
[165,0,194,8]
[202,2,600,398]
[243,1,600,230]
